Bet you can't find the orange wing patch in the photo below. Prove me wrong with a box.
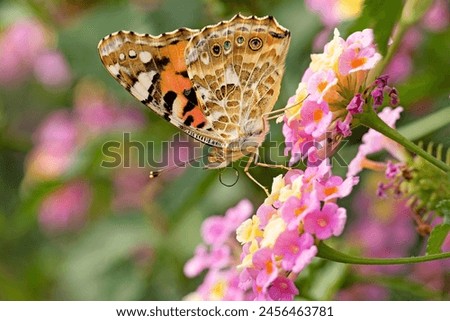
[159,42,207,128]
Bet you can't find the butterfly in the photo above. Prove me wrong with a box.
[98,14,290,190]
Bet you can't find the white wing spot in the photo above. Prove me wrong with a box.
[107,63,120,76]
[119,53,126,61]
[128,49,137,58]
[130,83,148,101]
[185,48,198,65]
[139,51,152,63]
[137,71,155,90]
[225,65,240,85]
[200,52,209,65]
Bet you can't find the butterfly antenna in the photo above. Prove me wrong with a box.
[149,153,209,179]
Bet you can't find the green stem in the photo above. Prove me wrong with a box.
[317,242,450,265]
[369,0,434,82]
[358,108,450,173]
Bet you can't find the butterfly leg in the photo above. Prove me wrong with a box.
[244,154,270,196]
[254,162,291,171]
[264,96,309,120]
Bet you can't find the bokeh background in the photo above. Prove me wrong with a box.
[0,0,448,300]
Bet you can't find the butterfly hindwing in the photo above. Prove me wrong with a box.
[185,14,290,143]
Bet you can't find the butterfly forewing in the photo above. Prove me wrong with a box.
[98,29,226,147]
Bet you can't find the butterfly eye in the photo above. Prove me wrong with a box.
[211,43,221,56]
[223,40,232,52]
[236,36,245,46]
[249,37,263,51]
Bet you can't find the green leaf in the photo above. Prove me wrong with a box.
[58,3,149,86]
[426,224,450,255]
[348,0,403,56]
[435,199,450,222]
[308,260,348,300]
[58,214,157,300]
[398,107,450,141]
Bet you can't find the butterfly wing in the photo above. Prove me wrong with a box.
[98,29,226,148]
[185,14,291,145]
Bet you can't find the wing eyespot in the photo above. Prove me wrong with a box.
[211,43,221,56]
[249,37,263,51]
[235,36,245,46]
[223,40,232,53]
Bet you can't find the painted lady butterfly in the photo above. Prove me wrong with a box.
[98,14,290,189]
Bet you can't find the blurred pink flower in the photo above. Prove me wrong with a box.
[202,216,230,246]
[347,171,416,277]
[385,28,422,83]
[305,0,364,49]
[305,0,363,27]
[422,0,449,31]
[34,110,78,147]
[0,19,71,88]
[74,85,146,135]
[39,180,91,233]
[184,200,254,300]
[195,269,244,301]
[25,110,78,181]
[384,52,413,83]
[411,260,447,292]
[112,167,149,211]
[0,19,48,86]
[33,50,71,88]
[336,284,389,300]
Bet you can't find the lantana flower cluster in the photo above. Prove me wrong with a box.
[283,29,398,165]
[235,161,358,300]
[184,200,253,300]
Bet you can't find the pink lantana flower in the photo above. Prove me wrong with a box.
[273,231,317,273]
[281,194,319,230]
[252,248,279,292]
[316,175,359,201]
[307,69,338,102]
[283,28,388,165]
[300,99,333,138]
[304,203,347,239]
[267,277,299,301]
[202,216,230,245]
[236,159,356,301]
[184,200,254,300]
[195,269,244,301]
